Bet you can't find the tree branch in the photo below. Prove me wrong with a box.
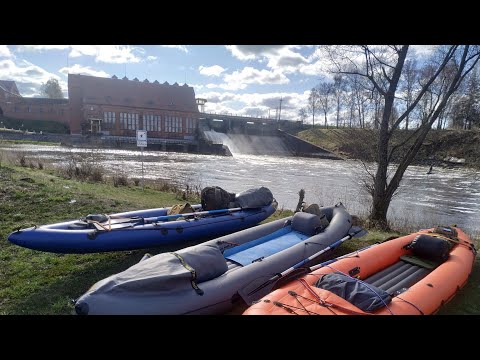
[389,45,459,134]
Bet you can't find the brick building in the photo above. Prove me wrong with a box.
[0,80,69,124]
[0,74,200,140]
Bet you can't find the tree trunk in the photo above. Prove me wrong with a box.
[369,46,409,229]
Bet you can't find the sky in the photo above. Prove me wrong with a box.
[0,45,436,121]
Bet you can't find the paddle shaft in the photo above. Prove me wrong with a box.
[276,227,365,279]
[309,242,378,272]
[143,207,243,223]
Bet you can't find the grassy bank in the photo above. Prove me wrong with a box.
[0,139,61,146]
[296,128,480,169]
[0,164,478,314]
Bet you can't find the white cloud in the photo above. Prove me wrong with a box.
[225,45,287,60]
[160,45,189,53]
[205,82,248,91]
[71,45,141,63]
[223,67,290,88]
[411,45,438,58]
[265,46,309,70]
[146,55,158,61]
[17,45,70,52]
[68,45,97,57]
[59,64,109,78]
[225,45,329,78]
[0,45,12,58]
[199,65,225,77]
[16,45,143,64]
[195,90,309,120]
[0,59,62,97]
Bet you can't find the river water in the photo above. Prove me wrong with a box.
[2,144,479,236]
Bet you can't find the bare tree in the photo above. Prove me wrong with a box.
[450,68,480,129]
[298,107,308,124]
[317,82,334,128]
[307,88,320,128]
[332,75,345,128]
[326,45,480,229]
[400,59,418,130]
[436,96,454,129]
[349,75,370,128]
[370,87,383,129]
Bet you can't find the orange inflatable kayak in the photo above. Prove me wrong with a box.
[243,226,476,315]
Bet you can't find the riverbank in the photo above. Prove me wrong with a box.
[296,128,480,169]
[0,164,478,314]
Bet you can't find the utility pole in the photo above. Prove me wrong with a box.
[278,97,283,121]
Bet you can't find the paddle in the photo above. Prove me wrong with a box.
[238,226,368,304]
[143,207,243,223]
[88,207,245,231]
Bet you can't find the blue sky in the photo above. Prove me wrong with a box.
[0,45,436,120]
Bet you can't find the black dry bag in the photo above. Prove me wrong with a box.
[201,186,236,211]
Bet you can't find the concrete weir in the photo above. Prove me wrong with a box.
[200,129,343,159]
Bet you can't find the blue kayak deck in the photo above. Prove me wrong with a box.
[223,226,308,266]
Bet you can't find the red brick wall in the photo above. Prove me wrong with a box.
[0,97,68,124]
[68,74,200,137]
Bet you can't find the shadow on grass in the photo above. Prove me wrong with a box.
[7,238,212,315]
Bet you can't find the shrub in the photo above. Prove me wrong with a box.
[113,175,129,187]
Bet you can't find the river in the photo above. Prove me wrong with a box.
[2,143,479,236]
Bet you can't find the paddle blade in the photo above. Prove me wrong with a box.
[350,226,368,239]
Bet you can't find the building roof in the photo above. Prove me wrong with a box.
[14,97,68,105]
[0,80,21,96]
[68,74,199,113]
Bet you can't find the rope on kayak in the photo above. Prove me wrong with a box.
[272,301,299,315]
[296,277,367,315]
[288,291,336,315]
[323,264,395,315]
[395,296,424,315]
[14,224,37,232]
[271,299,327,315]
[428,233,477,255]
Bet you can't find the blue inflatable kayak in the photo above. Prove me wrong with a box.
[8,201,277,254]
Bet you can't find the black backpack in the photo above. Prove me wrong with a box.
[201,186,236,211]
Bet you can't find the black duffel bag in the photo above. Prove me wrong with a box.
[201,186,236,211]
[406,234,451,263]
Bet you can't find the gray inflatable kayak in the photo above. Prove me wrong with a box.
[74,203,354,315]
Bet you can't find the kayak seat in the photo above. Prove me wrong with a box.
[223,213,320,266]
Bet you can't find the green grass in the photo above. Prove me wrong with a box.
[0,139,61,146]
[0,165,191,315]
[0,164,478,315]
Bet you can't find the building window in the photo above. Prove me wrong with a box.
[119,112,138,130]
[103,111,116,129]
[186,118,196,134]
[165,116,183,133]
[144,114,161,131]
